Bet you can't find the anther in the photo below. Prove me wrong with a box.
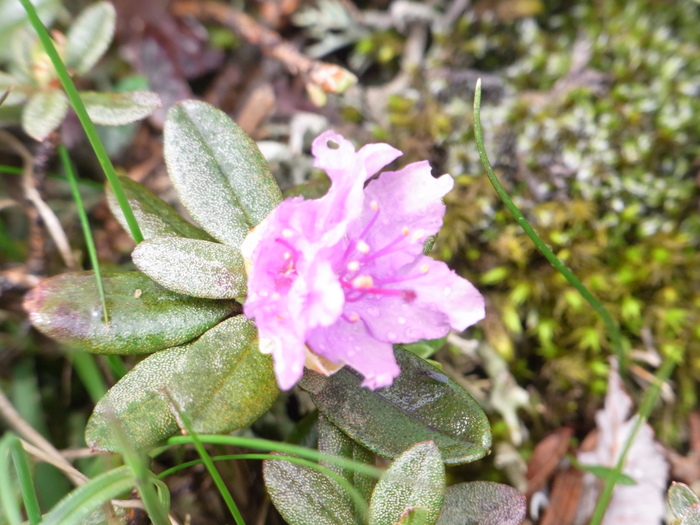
[351,275,374,289]
[356,240,370,254]
[347,261,360,272]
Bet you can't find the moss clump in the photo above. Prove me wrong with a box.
[370,0,700,432]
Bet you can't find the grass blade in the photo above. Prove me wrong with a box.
[40,466,134,525]
[0,433,26,525]
[165,393,246,525]
[472,79,626,370]
[18,0,144,244]
[59,145,109,327]
[3,433,42,524]
[163,435,383,479]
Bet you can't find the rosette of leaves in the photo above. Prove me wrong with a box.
[0,1,161,140]
[25,100,508,522]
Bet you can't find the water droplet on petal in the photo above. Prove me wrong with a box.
[406,327,423,339]
[398,317,406,325]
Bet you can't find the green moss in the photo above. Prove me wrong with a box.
[357,0,700,432]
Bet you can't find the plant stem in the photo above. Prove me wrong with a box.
[59,146,109,328]
[18,0,143,244]
[472,79,626,370]
[588,356,677,524]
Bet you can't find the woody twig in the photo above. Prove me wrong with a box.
[171,0,357,105]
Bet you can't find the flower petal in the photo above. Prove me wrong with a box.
[409,256,485,331]
[354,162,453,268]
[307,318,401,389]
[357,142,403,180]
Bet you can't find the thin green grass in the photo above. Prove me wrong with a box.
[59,146,109,326]
[473,79,626,371]
[108,412,171,525]
[473,79,675,524]
[2,433,42,524]
[0,165,104,189]
[0,433,26,524]
[163,435,384,479]
[165,394,246,525]
[18,0,144,244]
[589,356,678,524]
[158,453,371,519]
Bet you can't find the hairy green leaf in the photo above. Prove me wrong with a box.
[369,441,444,525]
[41,466,134,525]
[436,482,526,525]
[64,1,115,75]
[82,90,161,125]
[25,271,236,354]
[86,316,278,451]
[264,456,356,525]
[0,72,27,105]
[318,414,376,503]
[133,237,247,300]
[164,100,282,248]
[670,483,700,519]
[106,176,214,241]
[301,347,491,465]
[0,0,60,61]
[22,89,68,140]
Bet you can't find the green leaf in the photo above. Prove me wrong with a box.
[0,0,60,61]
[132,237,247,300]
[22,89,68,140]
[64,1,115,75]
[164,100,283,248]
[670,482,700,519]
[0,72,27,105]
[263,455,356,525]
[25,270,236,354]
[106,176,214,241]
[436,482,526,525]
[86,316,278,451]
[576,463,636,485]
[318,414,376,503]
[82,90,162,125]
[41,466,134,525]
[300,347,491,465]
[368,441,444,525]
[402,337,447,359]
[680,507,700,525]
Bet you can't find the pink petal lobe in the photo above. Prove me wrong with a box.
[307,319,400,389]
[357,142,403,180]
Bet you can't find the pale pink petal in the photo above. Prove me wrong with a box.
[288,261,344,328]
[346,295,450,344]
[307,318,400,389]
[407,256,485,331]
[357,142,403,180]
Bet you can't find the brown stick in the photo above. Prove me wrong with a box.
[171,1,356,103]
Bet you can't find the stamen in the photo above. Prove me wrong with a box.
[351,275,374,289]
[358,233,407,264]
[347,261,360,272]
[356,241,370,254]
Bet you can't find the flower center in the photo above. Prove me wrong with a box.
[337,201,428,304]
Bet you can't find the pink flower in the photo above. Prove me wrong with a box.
[242,131,484,390]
